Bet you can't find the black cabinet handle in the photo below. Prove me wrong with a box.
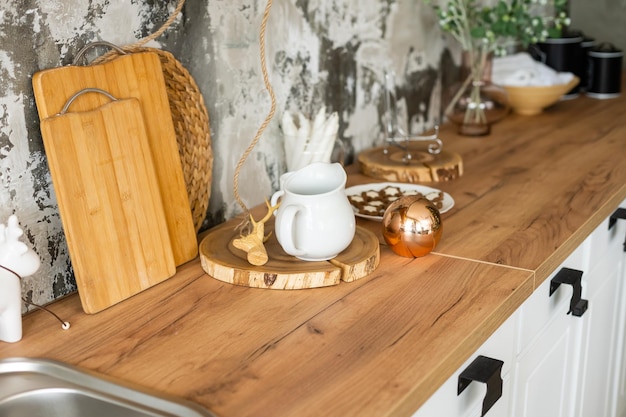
[549,267,588,317]
[458,355,504,416]
[608,207,626,251]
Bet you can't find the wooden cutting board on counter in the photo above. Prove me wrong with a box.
[199,223,380,289]
[39,96,175,314]
[32,52,197,266]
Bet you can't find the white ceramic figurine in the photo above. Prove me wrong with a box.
[0,215,40,343]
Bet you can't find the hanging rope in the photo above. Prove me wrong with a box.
[93,0,274,233]
[130,0,186,48]
[90,0,185,65]
[232,0,277,234]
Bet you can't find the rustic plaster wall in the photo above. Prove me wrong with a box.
[0,0,447,308]
[570,0,626,60]
[186,0,449,228]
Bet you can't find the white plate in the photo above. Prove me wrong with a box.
[345,182,454,221]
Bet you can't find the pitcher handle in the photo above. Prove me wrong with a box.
[276,204,305,257]
[270,190,285,211]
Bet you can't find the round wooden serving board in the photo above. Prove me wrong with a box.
[358,144,463,183]
[199,223,380,289]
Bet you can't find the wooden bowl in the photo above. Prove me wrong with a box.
[503,76,580,116]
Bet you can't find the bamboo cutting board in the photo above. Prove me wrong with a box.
[40,95,176,314]
[32,52,197,266]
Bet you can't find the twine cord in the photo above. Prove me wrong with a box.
[233,0,276,233]
[90,0,186,64]
[81,0,270,232]
[0,264,70,330]
[83,0,213,232]
[130,0,186,48]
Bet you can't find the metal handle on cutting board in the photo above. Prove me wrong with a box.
[72,41,127,66]
[58,88,118,115]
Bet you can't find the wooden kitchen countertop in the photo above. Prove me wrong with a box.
[1,88,626,417]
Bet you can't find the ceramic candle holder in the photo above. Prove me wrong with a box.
[0,215,41,343]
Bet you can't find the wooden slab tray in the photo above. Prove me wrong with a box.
[358,144,463,183]
[199,223,380,289]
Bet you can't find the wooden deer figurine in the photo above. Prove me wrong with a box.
[232,199,280,266]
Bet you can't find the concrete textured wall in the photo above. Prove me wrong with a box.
[0,0,186,309]
[189,0,450,226]
[0,0,448,308]
[570,0,626,60]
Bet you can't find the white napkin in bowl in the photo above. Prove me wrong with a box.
[492,52,575,86]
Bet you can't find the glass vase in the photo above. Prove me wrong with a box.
[444,50,510,136]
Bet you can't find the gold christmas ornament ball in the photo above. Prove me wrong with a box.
[381,196,443,258]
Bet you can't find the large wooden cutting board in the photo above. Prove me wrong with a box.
[32,52,197,266]
[39,97,175,314]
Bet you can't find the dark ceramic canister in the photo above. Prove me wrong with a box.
[587,43,623,99]
[567,29,596,91]
[580,36,596,91]
[532,34,584,98]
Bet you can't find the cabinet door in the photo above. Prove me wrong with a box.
[413,311,518,417]
[617,256,626,417]
[512,245,588,417]
[616,254,626,417]
[601,204,626,417]
[575,206,626,417]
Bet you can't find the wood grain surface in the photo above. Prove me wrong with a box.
[358,145,463,182]
[3,80,626,417]
[199,224,380,288]
[0,253,532,417]
[39,98,175,314]
[32,52,197,266]
[423,96,626,285]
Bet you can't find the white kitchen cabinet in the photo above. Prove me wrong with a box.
[513,203,626,417]
[412,310,519,417]
[575,207,626,417]
[511,244,587,417]
[604,206,626,417]
[413,200,626,417]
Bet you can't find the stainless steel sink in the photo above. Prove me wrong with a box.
[0,357,216,417]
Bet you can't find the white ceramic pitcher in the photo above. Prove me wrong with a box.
[270,162,356,261]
